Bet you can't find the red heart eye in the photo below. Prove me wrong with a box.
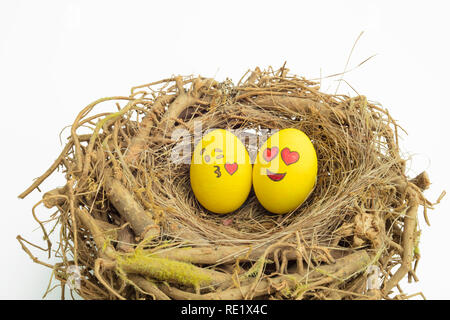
[263,147,279,162]
[281,148,299,165]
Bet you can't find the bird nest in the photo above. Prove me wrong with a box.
[18,66,437,300]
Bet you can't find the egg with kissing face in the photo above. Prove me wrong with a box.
[190,129,252,214]
[253,128,317,214]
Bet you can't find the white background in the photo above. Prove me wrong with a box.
[1,0,449,299]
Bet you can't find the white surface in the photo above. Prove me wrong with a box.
[1,0,449,299]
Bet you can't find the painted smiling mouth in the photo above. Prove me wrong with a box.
[266,169,286,181]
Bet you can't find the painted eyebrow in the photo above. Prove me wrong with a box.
[201,147,223,158]
[213,148,224,159]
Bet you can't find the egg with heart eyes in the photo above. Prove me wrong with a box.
[190,129,252,214]
[253,128,317,214]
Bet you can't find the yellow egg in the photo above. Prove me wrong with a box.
[190,129,252,214]
[253,128,317,214]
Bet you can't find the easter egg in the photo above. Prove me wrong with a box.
[253,128,317,214]
[190,129,252,214]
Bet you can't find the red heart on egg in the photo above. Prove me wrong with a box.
[281,148,299,165]
[263,147,279,162]
[224,162,238,175]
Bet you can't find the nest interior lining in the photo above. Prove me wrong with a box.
[18,66,433,300]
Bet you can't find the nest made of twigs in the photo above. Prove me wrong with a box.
[18,65,436,300]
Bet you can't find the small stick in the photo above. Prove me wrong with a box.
[71,96,132,173]
[16,236,55,269]
[104,174,160,240]
[161,92,197,133]
[382,190,419,294]
[94,258,125,300]
[251,95,347,124]
[116,225,135,253]
[18,140,73,199]
[158,284,206,300]
[75,208,116,259]
[124,95,175,164]
[67,179,78,266]
[409,171,430,191]
[42,186,68,208]
[127,275,170,300]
